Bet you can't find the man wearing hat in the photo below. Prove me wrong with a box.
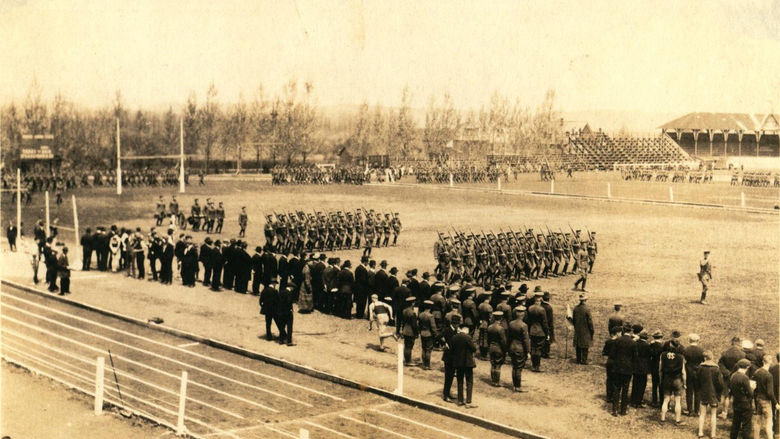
[609,324,637,416]
[461,287,478,336]
[648,330,665,407]
[631,330,651,408]
[259,276,279,341]
[698,250,712,304]
[451,323,478,408]
[391,271,409,334]
[418,300,437,369]
[322,258,340,314]
[477,294,494,360]
[209,240,225,291]
[573,243,589,292]
[508,306,530,392]
[238,206,248,238]
[571,293,594,365]
[495,292,512,330]
[400,296,419,365]
[441,314,461,402]
[608,303,624,333]
[418,272,432,303]
[354,256,370,319]
[527,291,549,372]
[444,298,462,325]
[251,246,263,295]
[336,260,355,319]
[683,333,705,416]
[487,311,508,386]
[276,282,296,346]
[728,359,754,438]
[696,350,724,439]
[541,292,554,359]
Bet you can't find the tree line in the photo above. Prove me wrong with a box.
[2,79,563,171]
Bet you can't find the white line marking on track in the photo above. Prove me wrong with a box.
[371,408,474,439]
[1,315,281,413]
[178,342,200,348]
[339,415,419,439]
[1,291,345,402]
[264,425,299,439]
[303,420,356,438]
[0,298,314,408]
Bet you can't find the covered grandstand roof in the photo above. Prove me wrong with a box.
[659,112,780,133]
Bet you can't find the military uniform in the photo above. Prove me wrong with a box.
[487,312,508,386]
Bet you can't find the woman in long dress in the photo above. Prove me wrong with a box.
[109,233,121,272]
[368,294,395,351]
[297,259,314,313]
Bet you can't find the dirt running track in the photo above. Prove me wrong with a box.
[0,283,538,439]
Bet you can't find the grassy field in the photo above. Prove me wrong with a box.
[1,174,778,438]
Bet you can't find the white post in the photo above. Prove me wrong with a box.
[179,118,185,193]
[176,371,188,435]
[607,182,611,198]
[394,339,404,395]
[497,176,502,191]
[449,173,453,187]
[116,119,122,195]
[72,195,80,267]
[16,168,21,242]
[550,179,555,194]
[45,191,50,237]
[299,429,310,439]
[94,357,105,415]
[669,186,674,202]
[741,192,745,209]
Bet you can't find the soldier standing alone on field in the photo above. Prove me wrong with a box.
[238,207,248,238]
[698,250,712,304]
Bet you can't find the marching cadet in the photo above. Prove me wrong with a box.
[156,195,166,226]
[587,231,598,273]
[264,215,275,248]
[461,287,478,335]
[418,300,436,369]
[238,207,248,238]
[169,196,179,224]
[391,212,401,246]
[400,296,419,366]
[215,202,225,234]
[573,243,589,291]
[527,291,549,372]
[191,199,201,232]
[374,215,383,247]
[508,306,531,392]
[487,311,508,387]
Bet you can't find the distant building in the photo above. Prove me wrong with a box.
[659,112,780,158]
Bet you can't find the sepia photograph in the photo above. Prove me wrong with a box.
[1,1,779,438]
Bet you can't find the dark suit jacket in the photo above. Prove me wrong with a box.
[374,269,388,296]
[260,252,278,284]
[610,334,637,375]
[526,304,549,337]
[354,264,369,295]
[572,303,594,348]
[336,268,355,293]
[259,285,278,315]
[508,319,531,355]
[450,332,477,368]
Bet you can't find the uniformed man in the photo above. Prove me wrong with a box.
[190,199,201,232]
[418,300,436,370]
[508,306,531,392]
[487,311,508,386]
[215,202,225,234]
[156,196,166,226]
[527,292,549,372]
[441,314,461,402]
[573,243,589,291]
[400,296,418,365]
[587,231,598,273]
[541,292,554,358]
[238,207,248,238]
[698,250,712,304]
[477,293,493,360]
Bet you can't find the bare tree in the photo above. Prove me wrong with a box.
[24,78,48,136]
[394,86,415,159]
[183,92,200,155]
[199,82,220,172]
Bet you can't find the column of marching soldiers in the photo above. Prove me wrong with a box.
[434,227,597,289]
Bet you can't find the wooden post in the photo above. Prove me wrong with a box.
[16,168,21,242]
[45,191,50,237]
[179,118,185,193]
[550,179,555,194]
[741,192,746,209]
[94,357,105,415]
[72,195,80,267]
[449,173,453,187]
[176,371,188,435]
[116,119,122,195]
[669,186,674,202]
[394,339,404,395]
[607,182,611,198]
[497,175,501,191]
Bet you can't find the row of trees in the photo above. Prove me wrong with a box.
[2,80,563,170]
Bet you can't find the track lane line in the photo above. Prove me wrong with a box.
[1,290,345,402]
[371,408,474,439]
[339,414,419,439]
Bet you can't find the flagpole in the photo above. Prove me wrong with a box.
[116,118,122,195]
[179,118,185,193]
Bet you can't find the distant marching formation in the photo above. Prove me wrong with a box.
[263,209,402,254]
[270,165,369,185]
[434,227,597,289]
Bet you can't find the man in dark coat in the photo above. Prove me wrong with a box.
[210,241,225,291]
[260,247,278,287]
[631,329,651,408]
[311,254,326,310]
[199,237,213,286]
[418,300,436,370]
[336,260,355,318]
[374,260,389,301]
[609,324,637,416]
[460,287,478,336]
[353,256,370,319]
[222,239,236,290]
[418,272,432,303]
[277,251,289,292]
[391,275,410,334]
[251,246,263,295]
[451,324,478,408]
[683,333,705,416]
[526,292,549,372]
[697,350,724,438]
[441,314,460,402]
[259,277,279,340]
[234,242,251,293]
[541,292,555,358]
[80,227,93,270]
[276,283,295,346]
[728,359,753,439]
[180,237,198,287]
[571,293,594,364]
[322,258,339,314]
[508,306,531,392]
[160,239,174,284]
[648,331,665,407]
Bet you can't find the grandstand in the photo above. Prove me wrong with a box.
[565,131,693,170]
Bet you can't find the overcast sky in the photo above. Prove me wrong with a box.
[2,0,780,115]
